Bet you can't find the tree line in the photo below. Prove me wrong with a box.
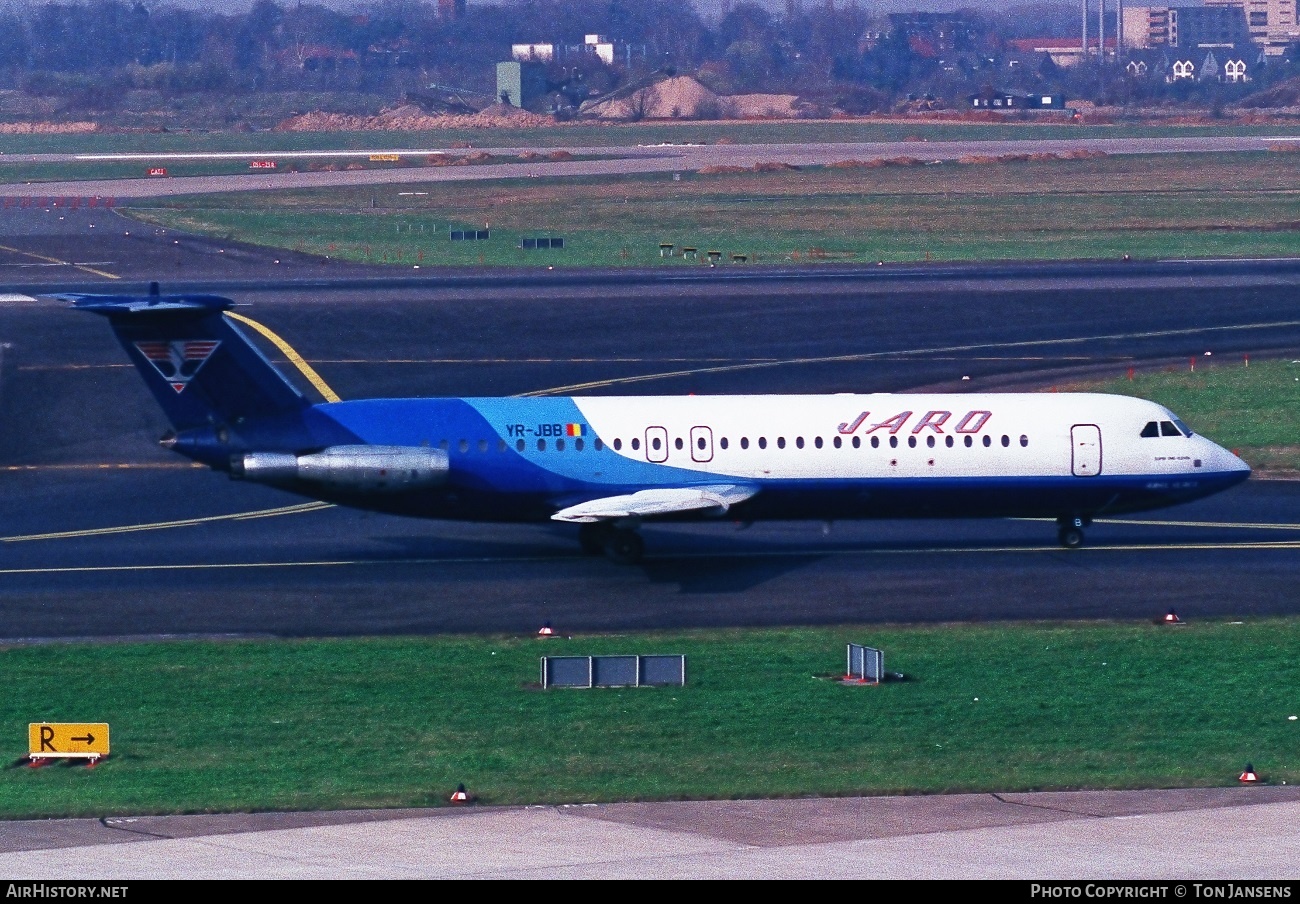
[0,0,1293,113]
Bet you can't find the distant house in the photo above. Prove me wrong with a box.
[1170,57,1196,80]
[1223,57,1250,82]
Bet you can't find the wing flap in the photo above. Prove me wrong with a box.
[551,485,759,523]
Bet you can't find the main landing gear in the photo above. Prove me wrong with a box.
[578,522,645,565]
[1056,515,1091,549]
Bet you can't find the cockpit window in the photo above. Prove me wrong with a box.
[1142,419,1193,439]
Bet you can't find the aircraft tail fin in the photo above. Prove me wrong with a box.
[64,284,309,431]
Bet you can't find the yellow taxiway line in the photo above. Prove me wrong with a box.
[225,311,342,403]
[0,242,120,280]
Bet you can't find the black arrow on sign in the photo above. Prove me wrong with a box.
[72,734,95,744]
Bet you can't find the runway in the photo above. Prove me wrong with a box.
[0,133,1291,199]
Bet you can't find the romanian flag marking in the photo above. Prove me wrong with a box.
[565,423,586,437]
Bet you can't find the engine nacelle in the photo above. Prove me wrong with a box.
[231,445,450,492]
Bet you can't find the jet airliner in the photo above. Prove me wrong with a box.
[69,287,1251,564]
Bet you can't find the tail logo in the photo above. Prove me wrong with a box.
[134,340,221,393]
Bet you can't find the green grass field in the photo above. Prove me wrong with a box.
[5,620,1299,819]
[123,150,1300,267]
[3,118,1300,158]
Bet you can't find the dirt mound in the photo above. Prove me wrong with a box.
[583,76,720,120]
[583,77,818,121]
[723,93,814,119]
[274,103,553,131]
[0,121,98,133]
[1240,76,1300,109]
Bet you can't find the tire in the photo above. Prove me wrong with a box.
[603,529,645,565]
[578,523,613,556]
[1058,526,1084,549]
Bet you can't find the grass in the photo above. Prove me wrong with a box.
[1061,357,1300,474]
[122,151,1300,267]
[3,117,1300,157]
[4,619,1299,819]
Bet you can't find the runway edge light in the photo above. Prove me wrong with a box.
[537,621,555,638]
[1160,608,1183,625]
[1240,764,1259,784]
[450,783,473,804]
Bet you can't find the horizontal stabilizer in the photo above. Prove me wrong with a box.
[55,292,235,316]
[551,485,759,523]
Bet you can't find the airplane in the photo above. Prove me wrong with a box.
[66,286,1251,564]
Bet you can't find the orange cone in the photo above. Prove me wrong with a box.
[1240,764,1259,784]
[450,783,471,804]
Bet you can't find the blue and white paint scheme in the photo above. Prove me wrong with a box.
[69,288,1251,563]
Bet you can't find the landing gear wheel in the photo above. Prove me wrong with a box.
[1057,525,1085,549]
[603,528,645,565]
[578,523,613,556]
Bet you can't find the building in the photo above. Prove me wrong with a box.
[1122,3,1250,50]
[969,88,1067,109]
[1207,0,1297,54]
[512,43,555,62]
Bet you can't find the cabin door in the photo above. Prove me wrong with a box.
[1071,424,1102,477]
[690,426,713,463]
[645,426,669,463]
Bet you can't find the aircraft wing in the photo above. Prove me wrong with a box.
[551,485,759,523]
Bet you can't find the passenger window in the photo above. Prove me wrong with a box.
[777,437,786,449]
[741,437,749,449]
[575,438,584,451]
[832,436,840,449]
[796,437,805,449]
[907,436,916,448]
[632,438,640,451]
[516,439,525,452]
[758,437,767,449]
[720,437,729,450]
[982,436,991,447]
[498,439,507,452]
[1161,421,1180,437]
[557,438,566,451]
[889,436,898,448]
[652,437,662,451]
[1141,421,1160,438]
[697,437,706,450]
[614,438,622,451]
[458,439,469,453]
[537,438,546,451]
[439,439,449,450]
[1001,435,1010,447]
[478,439,489,453]
[868,436,876,449]
[1020,435,1028,447]
[945,436,954,448]
[964,436,973,447]
[927,436,935,448]
[675,437,684,450]
[595,439,604,451]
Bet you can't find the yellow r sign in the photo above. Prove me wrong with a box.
[28,723,110,757]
